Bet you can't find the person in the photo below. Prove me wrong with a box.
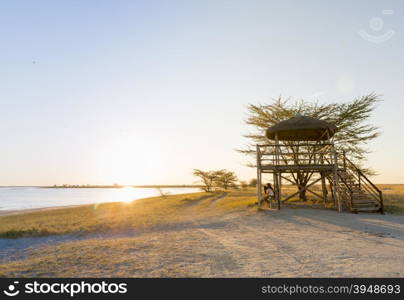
[264,183,275,198]
[261,183,275,206]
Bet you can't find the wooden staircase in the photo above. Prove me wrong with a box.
[330,154,384,214]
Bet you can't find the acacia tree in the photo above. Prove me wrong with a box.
[249,178,257,187]
[214,169,238,190]
[193,169,238,191]
[239,181,249,190]
[193,169,218,192]
[240,94,381,201]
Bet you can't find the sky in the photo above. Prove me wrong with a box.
[0,0,403,185]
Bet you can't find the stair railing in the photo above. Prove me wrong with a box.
[335,172,354,210]
[340,153,384,213]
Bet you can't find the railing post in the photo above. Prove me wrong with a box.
[334,150,342,212]
[350,190,354,211]
[274,133,281,210]
[278,172,282,210]
[343,150,346,170]
[379,190,384,214]
[321,172,327,206]
[275,133,279,167]
[358,171,362,189]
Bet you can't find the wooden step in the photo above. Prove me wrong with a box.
[352,203,380,207]
[352,197,369,200]
[352,199,379,204]
[352,198,379,202]
[352,201,379,205]
[352,195,372,199]
[353,196,374,200]
[352,207,381,212]
[353,199,379,203]
[352,203,380,208]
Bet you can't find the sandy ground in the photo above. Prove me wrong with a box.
[1,199,404,277]
[193,208,404,277]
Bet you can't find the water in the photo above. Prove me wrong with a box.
[0,187,201,212]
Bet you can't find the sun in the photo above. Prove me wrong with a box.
[119,186,138,203]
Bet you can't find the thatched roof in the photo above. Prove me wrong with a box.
[266,114,337,141]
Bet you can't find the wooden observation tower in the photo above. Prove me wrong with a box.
[256,114,384,213]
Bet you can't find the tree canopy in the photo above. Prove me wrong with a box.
[241,94,380,170]
[193,169,238,192]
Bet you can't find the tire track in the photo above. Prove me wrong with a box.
[208,192,228,207]
[196,220,306,276]
[185,194,217,207]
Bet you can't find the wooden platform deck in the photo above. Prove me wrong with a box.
[256,143,383,213]
[260,164,342,172]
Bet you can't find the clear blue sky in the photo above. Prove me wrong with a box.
[1,0,403,185]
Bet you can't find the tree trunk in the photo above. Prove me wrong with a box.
[296,173,308,201]
[298,185,307,201]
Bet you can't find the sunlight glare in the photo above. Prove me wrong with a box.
[93,136,163,185]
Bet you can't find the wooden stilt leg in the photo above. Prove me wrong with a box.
[257,169,262,207]
[278,172,282,210]
[321,172,327,206]
[334,151,342,212]
[329,178,336,207]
